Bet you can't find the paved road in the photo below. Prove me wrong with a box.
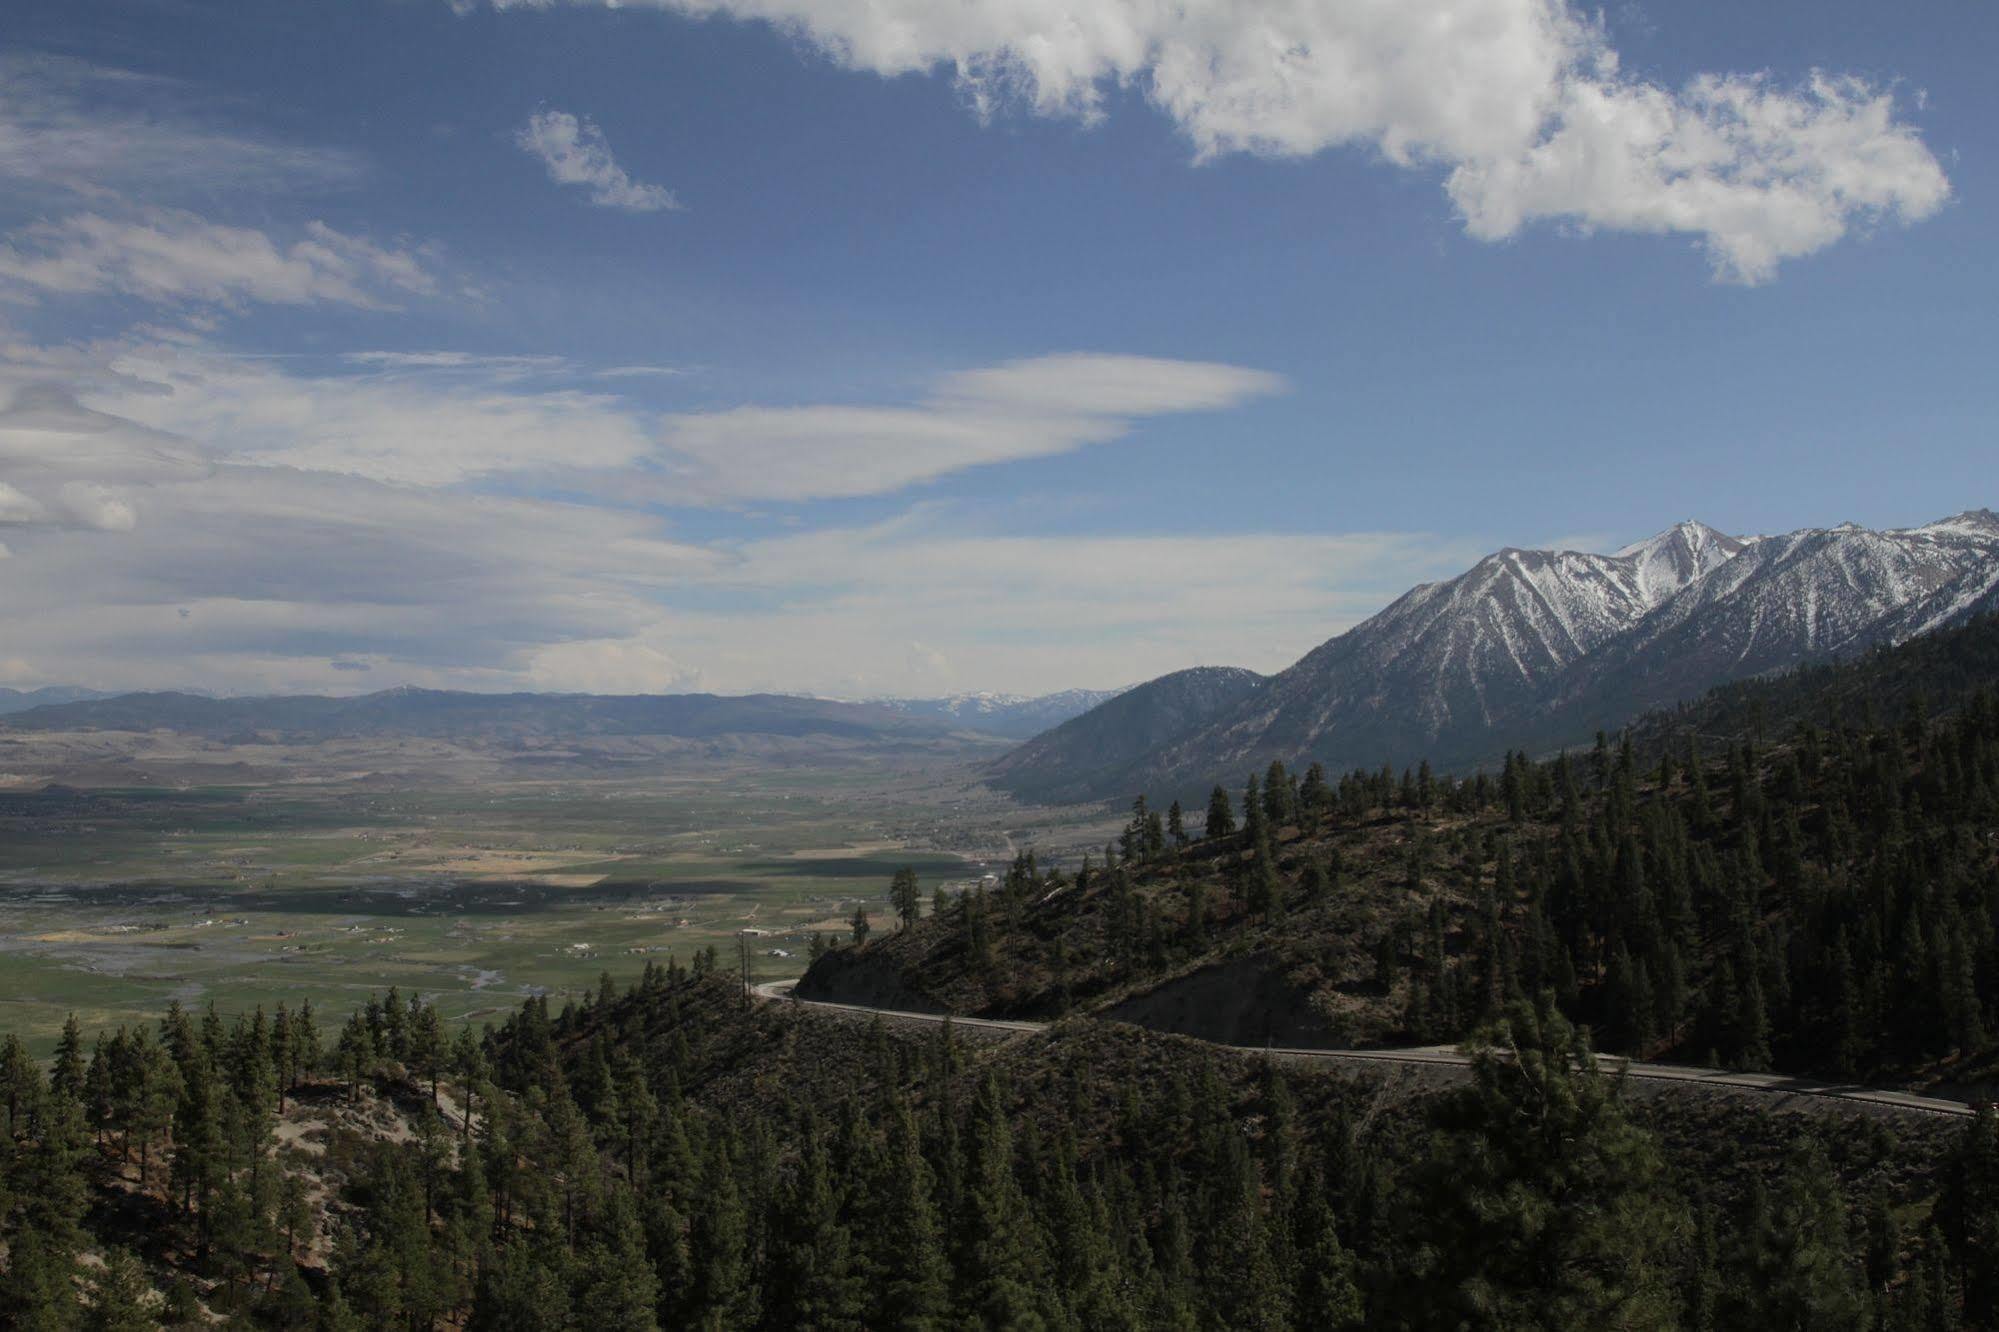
[751,981,1975,1119]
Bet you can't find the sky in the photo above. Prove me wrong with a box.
[0,0,1992,699]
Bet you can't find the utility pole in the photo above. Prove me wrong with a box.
[738,929,751,1008]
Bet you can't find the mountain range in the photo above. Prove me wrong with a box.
[867,687,1127,739]
[0,686,963,745]
[988,509,1999,804]
[0,684,1118,745]
[0,686,111,716]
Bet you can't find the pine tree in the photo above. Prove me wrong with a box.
[872,1101,950,1330]
[888,865,923,927]
[1397,992,1684,1328]
[573,1189,661,1330]
[1723,1141,1870,1328]
[0,1032,42,1139]
[1938,1104,1999,1325]
[684,1132,753,1329]
[1204,785,1235,841]
[410,1002,446,1107]
[1291,1172,1363,1329]
[83,1247,159,1331]
[955,1074,1051,1327]
[292,1000,322,1087]
[50,1014,86,1102]
[765,1117,864,1328]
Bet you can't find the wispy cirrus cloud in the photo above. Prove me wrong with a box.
[86,343,653,487]
[594,364,687,380]
[0,52,365,200]
[516,109,681,212]
[341,350,570,379]
[0,53,445,323]
[461,0,1948,282]
[0,211,437,310]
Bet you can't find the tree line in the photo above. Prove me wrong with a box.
[7,964,1999,1327]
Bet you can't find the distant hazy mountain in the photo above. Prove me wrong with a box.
[984,667,1266,803]
[0,686,112,716]
[0,686,962,745]
[872,687,1127,739]
[990,510,1999,803]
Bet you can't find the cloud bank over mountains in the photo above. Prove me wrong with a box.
[0,334,1316,696]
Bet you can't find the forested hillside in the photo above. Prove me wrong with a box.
[2,619,1996,1326]
[811,618,1999,1091]
[1630,612,1999,760]
[2,965,1996,1328]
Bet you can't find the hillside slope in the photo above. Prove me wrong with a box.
[984,666,1265,803]
[823,613,1999,1094]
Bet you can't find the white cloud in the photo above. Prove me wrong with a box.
[1447,70,1952,283]
[595,364,686,379]
[516,109,681,212]
[0,382,723,694]
[0,52,365,200]
[660,352,1284,502]
[55,481,137,532]
[85,344,653,486]
[341,350,569,376]
[524,638,700,693]
[0,349,1453,697]
[468,0,1948,280]
[0,210,438,310]
[0,336,1369,696]
[0,480,44,524]
[0,385,209,490]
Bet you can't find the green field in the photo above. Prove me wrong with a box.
[0,769,1114,1050]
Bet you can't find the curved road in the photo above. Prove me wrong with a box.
[752,980,1976,1120]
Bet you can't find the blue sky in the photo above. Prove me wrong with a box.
[0,0,1990,697]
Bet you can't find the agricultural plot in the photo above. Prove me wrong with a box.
[0,768,1104,1051]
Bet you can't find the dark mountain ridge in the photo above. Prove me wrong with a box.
[0,685,112,715]
[0,685,959,744]
[985,666,1265,803]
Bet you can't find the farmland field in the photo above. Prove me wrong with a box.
[0,765,1116,1050]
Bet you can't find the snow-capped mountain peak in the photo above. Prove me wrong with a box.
[1012,507,1999,804]
[1612,520,1747,607]
[1904,508,1999,542]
